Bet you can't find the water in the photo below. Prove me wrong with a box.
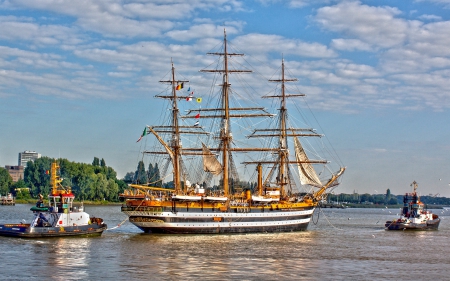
[1,204,449,280]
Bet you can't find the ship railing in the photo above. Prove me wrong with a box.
[121,206,163,213]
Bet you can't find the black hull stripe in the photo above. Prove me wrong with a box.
[138,223,310,234]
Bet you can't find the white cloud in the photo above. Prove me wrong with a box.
[316,1,410,48]
[0,16,82,46]
[2,0,248,38]
[165,23,243,42]
[418,14,442,21]
[234,33,336,58]
[331,38,372,51]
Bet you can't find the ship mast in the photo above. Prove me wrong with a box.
[275,58,296,197]
[200,30,253,197]
[171,62,182,192]
[145,61,190,193]
[222,31,231,196]
[244,59,327,197]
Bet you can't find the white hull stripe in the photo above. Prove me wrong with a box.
[133,218,311,229]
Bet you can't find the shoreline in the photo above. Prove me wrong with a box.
[13,199,123,206]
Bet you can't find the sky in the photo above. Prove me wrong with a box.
[1,0,450,197]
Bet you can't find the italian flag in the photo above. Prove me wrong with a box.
[136,127,148,142]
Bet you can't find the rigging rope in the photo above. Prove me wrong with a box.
[106,217,129,231]
[312,205,344,231]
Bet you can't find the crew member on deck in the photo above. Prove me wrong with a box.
[36,193,44,208]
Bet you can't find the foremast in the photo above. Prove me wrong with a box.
[160,61,185,193]
[144,61,207,194]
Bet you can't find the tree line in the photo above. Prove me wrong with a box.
[328,188,450,205]
[0,157,128,201]
[2,160,450,205]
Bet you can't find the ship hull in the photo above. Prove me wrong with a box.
[385,218,440,231]
[122,206,315,234]
[0,223,107,238]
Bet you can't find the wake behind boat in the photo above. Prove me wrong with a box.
[0,162,107,238]
[385,181,440,231]
[120,30,345,234]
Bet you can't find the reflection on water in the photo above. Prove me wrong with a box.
[0,205,449,280]
[50,238,91,280]
[113,232,322,280]
[15,237,95,281]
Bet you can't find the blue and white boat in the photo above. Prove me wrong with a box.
[0,162,106,238]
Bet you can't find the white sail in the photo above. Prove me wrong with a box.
[294,136,323,187]
[202,143,222,175]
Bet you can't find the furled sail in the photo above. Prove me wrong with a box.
[202,143,222,175]
[294,136,323,187]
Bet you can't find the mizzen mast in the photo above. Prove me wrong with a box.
[245,58,327,197]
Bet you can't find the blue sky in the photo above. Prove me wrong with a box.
[1,0,450,196]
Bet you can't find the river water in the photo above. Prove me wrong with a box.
[0,204,449,280]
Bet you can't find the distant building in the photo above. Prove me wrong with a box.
[18,150,41,167]
[5,165,24,182]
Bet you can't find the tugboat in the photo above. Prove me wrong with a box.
[385,181,440,230]
[0,162,107,238]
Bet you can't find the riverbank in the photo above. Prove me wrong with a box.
[14,198,122,205]
[343,203,449,209]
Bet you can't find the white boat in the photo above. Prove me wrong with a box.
[203,196,228,202]
[251,195,273,203]
[171,195,202,201]
[0,162,107,238]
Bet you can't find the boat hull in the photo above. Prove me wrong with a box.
[385,218,440,231]
[122,206,315,234]
[0,223,107,238]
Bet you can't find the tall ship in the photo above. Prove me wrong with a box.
[120,31,345,234]
[385,181,440,230]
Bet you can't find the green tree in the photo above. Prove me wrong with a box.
[385,188,391,204]
[106,179,119,201]
[153,163,161,187]
[92,173,108,200]
[116,179,128,194]
[123,172,135,183]
[388,197,398,205]
[100,158,106,167]
[360,193,372,203]
[92,157,100,166]
[134,161,147,184]
[77,173,95,201]
[22,157,122,202]
[147,163,154,182]
[104,166,117,180]
[13,179,31,199]
[24,157,52,197]
[0,167,13,195]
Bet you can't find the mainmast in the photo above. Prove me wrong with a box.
[221,31,231,197]
[200,30,252,197]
